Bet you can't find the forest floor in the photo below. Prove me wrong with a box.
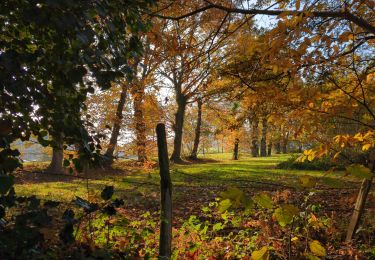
[12,153,375,258]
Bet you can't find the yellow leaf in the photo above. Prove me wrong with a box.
[362,143,372,151]
[332,152,341,162]
[251,246,269,260]
[354,133,363,142]
[307,151,316,161]
[309,240,326,257]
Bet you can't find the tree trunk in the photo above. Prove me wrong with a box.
[282,137,288,154]
[46,136,64,174]
[132,84,147,162]
[260,117,267,157]
[267,142,272,156]
[105,84,128,159]
[233,138,239,160]
[189,98,202,160]
[170,93,187,163]
[250,116,259,157]
[298,143,303,153]
[275,142,281,154]
[156,124,172,259]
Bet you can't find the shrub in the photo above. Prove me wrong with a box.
[276,155,345,171]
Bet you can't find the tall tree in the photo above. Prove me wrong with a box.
[0,0,154,176]
[105,83,129,159]
[155,2,231,162]
[131,35,161,162]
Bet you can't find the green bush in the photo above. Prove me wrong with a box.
[276,156,345,171]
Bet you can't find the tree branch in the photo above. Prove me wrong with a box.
[150,3,375,34]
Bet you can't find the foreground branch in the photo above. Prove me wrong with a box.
[151,3,375,34]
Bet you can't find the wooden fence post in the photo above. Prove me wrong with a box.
[345,177,373,242]
[156,123,173,259]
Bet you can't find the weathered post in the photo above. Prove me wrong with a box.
[346,151,375,242]
[156,123,172,259]
[346,177,373,242]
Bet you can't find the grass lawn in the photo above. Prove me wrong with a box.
[14,153,361,206]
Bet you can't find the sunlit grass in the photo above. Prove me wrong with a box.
[15,153,352,202]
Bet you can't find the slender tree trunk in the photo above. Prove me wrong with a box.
[156,124,172,258]
[260,117,267,157]
[267,142,272,156]
[132,84,147,162]
[105,84,128,159]
[46,135,64,174]
[233,138,239,160]
[189,98,202,160]
[282,136,288,154]
[275,142,281,154]
[298,143,303,153]
[170,93,187,163]
[250,116,259,157]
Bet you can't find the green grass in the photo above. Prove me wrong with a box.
[14,153,355,202]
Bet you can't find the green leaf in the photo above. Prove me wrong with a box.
[0,175,14,195]
[321,177,344,188]
[253,193,273,209]
[39,130,48,137]
[346,164,373,180]
[251,246,269,260]
[63,159,70,167]
[273,204,299,227]
[74,196,91,211]
[72,158,83,172]
[242,196,255,214]
[309,240,326,257]
[101,185,114,200]
[188,242,199,253]
[213,222,224,232]
[305,253,321,260]
[299,175,317,188]
[218,199,232,213]
[220,187,243,199]
[220,187,244,206]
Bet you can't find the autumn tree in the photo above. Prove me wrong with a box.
[154,1,233,163]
